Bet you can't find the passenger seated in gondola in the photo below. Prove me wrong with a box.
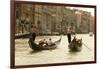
[39,39,44,46]
[43,41,48,47]
[71,36,77,43]
[71,36,82,47]
[39,39,48,47]
[47,38,53,45]
[76,39,82,47]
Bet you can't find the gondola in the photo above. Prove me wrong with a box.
[28,36,61,51]
[68,38,82,52]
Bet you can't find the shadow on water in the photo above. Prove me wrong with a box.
[68,51,79,56]
[68,51,79,55]
[29,50,43,54]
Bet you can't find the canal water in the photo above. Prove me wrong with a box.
[15,34,95,65]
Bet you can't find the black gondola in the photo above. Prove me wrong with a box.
[28,36,61,51]
[68,38,82,52]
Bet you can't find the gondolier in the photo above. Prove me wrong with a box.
[30,24,37,42]
[67,26,72,43]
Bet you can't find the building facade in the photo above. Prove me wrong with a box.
[15,4,94,35]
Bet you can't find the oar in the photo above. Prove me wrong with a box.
[82,42,92,51]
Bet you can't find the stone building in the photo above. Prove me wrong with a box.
[79,11,91,33]
[15,4,94,35]
[15,4,34,34]
[34,5,57,35]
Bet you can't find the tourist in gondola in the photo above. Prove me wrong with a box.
[39,39,45,46]
[39,38,54,47]
[43,40,48,47]
[38,39,48,47]
[47,38,53,45]
[71,36,77,44]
